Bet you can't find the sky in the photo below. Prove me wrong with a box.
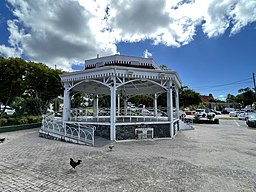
[0,0,256,101]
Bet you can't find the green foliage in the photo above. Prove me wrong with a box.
[24,61,63,114]
[98,95,111,108]
[0,118,8,126]
[0,57,63,116]
[0,57,27,115]
[71,93,84,108]
[194,115,200,123]
[179,86,202,108]
[207,114,214,120]
[0,115,42,127]
[129,95,153,107]
[157,93,167,107]
[226,93,236,103]
[193,116,219,124]
[235,87,254,107]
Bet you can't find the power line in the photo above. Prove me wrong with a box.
[192,77,253,90]
[194,80,253,92]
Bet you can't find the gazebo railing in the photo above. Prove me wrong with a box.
[69,108,179,124]
[40,113,96,146]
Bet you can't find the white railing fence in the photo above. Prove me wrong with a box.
[40,114,96,146]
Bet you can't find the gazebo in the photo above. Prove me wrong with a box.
[40,54,182,146]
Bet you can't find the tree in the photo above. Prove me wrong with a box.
[24,62,63,115]
[226,93,236,103]
[129,95,153,107]
[0,57,27,116]
[235,87,254,107]
[179,86,202,108]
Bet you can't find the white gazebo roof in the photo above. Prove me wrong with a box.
[60,54,182,95]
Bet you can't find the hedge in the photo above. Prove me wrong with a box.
[0,123,42,133]
[0,115,42,127]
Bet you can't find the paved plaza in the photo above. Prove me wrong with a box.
[0,120,256,191]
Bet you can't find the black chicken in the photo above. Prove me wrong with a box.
[109,145,114,151]
[0,138,5,143]
[70,158,82,169]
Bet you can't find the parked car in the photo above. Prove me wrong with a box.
[210,109,221,115]
[238,112,251,120]
[195,109,215,118]
[229,111,238,117]
[0,105,16,115]
[140,109,154,116]
[127,105,138,112]
[246,113,256,127]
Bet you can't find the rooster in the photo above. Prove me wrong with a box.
[109,145,114,151]
[0,138,5,143]
[70,158,82,169]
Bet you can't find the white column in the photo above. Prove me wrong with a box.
[175,86,180,117]
[117,93,120,116]
[175,86,180,131]
[110,78,116,141]
[154,93,158,116]
[93,94,98,116]
[63,82,71,121]
[124,97,128,116]
[167,80,174,137]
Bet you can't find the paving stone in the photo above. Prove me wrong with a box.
[0,121,256,191]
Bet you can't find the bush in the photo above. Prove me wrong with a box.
[0,115,42,127]
[214,118,220,124]
[193,116,219,124]
[194,115,200,123]
[18,116,29,125]
[0,118,8,126]
[207,114,214,121]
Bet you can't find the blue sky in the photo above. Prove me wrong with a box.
[0,0,256,100]
[117,25,256,99]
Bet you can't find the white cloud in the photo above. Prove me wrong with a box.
[2,0,117,70]
[0,44,21,57]
[0,0,255,70]
[217,95,226,101]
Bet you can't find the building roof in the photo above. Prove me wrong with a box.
[201,95,213,102]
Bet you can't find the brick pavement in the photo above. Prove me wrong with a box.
[0,120,256,191]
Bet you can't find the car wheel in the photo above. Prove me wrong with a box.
[202,114,206,118]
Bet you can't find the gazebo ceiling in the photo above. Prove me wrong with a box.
[71,80,166,96]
